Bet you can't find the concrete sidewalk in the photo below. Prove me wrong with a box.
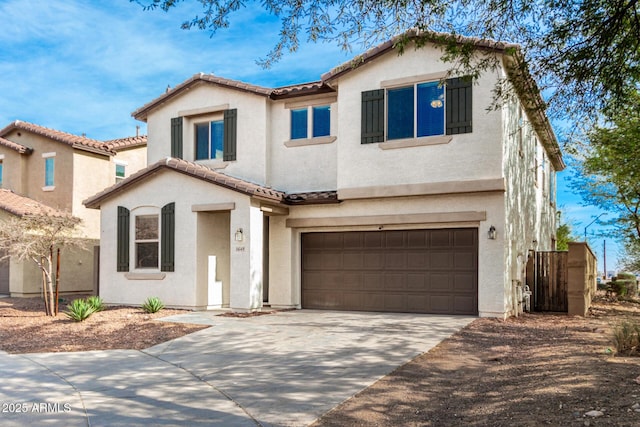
[0,310,474,426]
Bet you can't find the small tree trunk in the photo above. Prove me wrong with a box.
[46,251,55,317]
[41,257,50,316]
[55,248,60,315]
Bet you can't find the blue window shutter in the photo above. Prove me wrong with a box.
[446,78,473,135]
[361,90,385,144]
[171,117,183,158]
[117,206,130,272]
[161,202,175,272]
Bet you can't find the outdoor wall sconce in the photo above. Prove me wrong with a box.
[235,228,244,242]
[488,225,497,240]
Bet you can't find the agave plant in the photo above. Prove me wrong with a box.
[64,298,96,322]
[86,296,105,312]
[141,296,165,314]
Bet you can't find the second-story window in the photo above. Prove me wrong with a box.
[291,105,331,140]
[43,152,56,189]
[115,163,126,183]
[195,120,224,160]
[388,81,445,140]
[0,158,4,188]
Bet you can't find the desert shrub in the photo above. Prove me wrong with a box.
[617,273,638,295]
[611,279,629,297]
[64,298,96,322]
[612,320,640,356]
[142,296,164,313]
[86,296,105,312]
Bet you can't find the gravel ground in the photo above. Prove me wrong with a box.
[3,293,640,426]
[312,294,640,427]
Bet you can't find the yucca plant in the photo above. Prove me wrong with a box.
[142,296,165,313]
[86,296,105,312]
[64,298,97,322]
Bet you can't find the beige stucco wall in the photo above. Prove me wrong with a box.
[327,44,504,191]
[144,83,269,185]
[72,152,113,239]
[112,146,148,180]
[97,170,263,310]
[0,148,28,192]
[268,96,339,192]
[501,88,558,316]
[8,241,96,297]
[3,129,75,212]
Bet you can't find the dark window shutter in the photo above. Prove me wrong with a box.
[361,89,385,144]
[171,117,183,158]
[223,109,237,161]
[161,202,175,272]
[117,206,130,272]
[446,77,473,135]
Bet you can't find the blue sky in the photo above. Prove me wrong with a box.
[0,0,620,270]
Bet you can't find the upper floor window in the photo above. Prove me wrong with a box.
[291,105,331,140]
[171,109,236,161]
[0,158,4,188]
[388,82,444,139]
[195,120,224,160]
[115,162,126,183]
[42,152,55,189]
[361,77,472,144]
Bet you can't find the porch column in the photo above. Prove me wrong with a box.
[229,203,263,311]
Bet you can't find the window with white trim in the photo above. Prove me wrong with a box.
[195,119,224,160]
[42,152,55,189]
[291,105,331,140]
[135,214,159,269]
[115,161,126,183]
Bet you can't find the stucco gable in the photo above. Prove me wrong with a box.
[84,157,287,209]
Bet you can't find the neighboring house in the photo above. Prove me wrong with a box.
[0,120,147,296]
[84,32,564,318]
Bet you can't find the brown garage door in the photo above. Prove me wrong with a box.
[302,228,478,315]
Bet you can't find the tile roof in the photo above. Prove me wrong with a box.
[0,120,116,156]
[84,157,286,208]
[321,29,517,82]
[132,73,273,120]
[132,73,337,120]
[84,157,341,209]
[0,189,67,217]
[0,136,32,154]
[103,135,148,151]
[284,191,339,205]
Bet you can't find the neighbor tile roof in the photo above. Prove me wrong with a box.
[103,135,148,151]
[0,136,32,154]
[84,157,341,209]
[0,120,116,156]
[0,189,67,217]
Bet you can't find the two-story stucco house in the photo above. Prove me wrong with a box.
[84,32,564,318]
[0,120,147,296]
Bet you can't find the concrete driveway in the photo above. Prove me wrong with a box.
[0,310,474,426]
